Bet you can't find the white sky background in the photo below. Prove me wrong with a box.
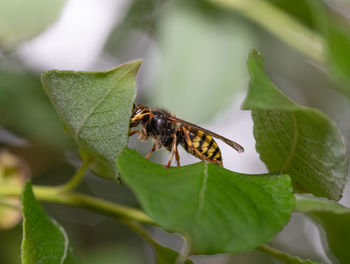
[18,0,131,70]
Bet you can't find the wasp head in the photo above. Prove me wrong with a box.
[130,104,151,128]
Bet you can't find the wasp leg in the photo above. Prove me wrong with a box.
[129,130,139,136]
[175,148,180,167]
[165,134,178,169]
[145,143,156,159]
[174,127,181,167]
[181,126,222,166]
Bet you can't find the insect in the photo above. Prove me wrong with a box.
[129,104,244,168]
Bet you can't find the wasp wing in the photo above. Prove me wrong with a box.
[167,116,244,153]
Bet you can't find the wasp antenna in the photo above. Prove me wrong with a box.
[236,144,244,153]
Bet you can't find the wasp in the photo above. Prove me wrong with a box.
[129,104,244,168]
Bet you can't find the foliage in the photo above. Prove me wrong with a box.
[41,61,141,179]
[1,1,350,264]
[117,148,294,254]
[243,50,346,200]
[295,195,350,263]
[21,182,78,264]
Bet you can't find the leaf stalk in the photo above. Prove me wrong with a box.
[59,156,94,192]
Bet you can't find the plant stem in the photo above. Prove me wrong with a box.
[126,221,190,264]
[211,0,324,64]
[0,198,20,210]
[125,220,154,244]
[258,245,314,263]
[0,184,153,224]
[59,156,94,192]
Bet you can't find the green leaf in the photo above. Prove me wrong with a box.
[21,181,79,264]
[295,195,350,264]
[242,50,346,200]
[0,0,66,47]
[116,148,294,254]
[79,147,115,181]
[42,60,142,179]
[153,243,193,264]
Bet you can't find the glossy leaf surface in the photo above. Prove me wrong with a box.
[117,148,294,254]
[242,50,346,200]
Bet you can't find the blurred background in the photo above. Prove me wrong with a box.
[0,0,350,263]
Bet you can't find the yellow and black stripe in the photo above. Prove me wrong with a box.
[181,127,222,164]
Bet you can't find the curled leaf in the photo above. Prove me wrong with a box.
[243,50,346,200]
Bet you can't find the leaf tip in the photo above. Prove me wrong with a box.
[40,71,49,90]
[248,49,265,69]
[131,59,143,75]
[22,180,32,195]
[114,59,143,76]
[21,180,33,206]
[40,69,62,94]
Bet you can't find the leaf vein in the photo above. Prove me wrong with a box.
[196,162,209,221]
[74,70,131,139]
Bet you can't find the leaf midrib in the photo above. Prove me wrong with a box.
[196,162,209,221]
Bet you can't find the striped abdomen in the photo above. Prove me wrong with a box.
[180,127,222,165]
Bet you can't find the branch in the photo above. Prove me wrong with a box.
[59,155,94,192]
[210,0,324,64]
[0,184,153,224]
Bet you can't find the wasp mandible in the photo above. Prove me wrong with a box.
[129,104,244,168]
